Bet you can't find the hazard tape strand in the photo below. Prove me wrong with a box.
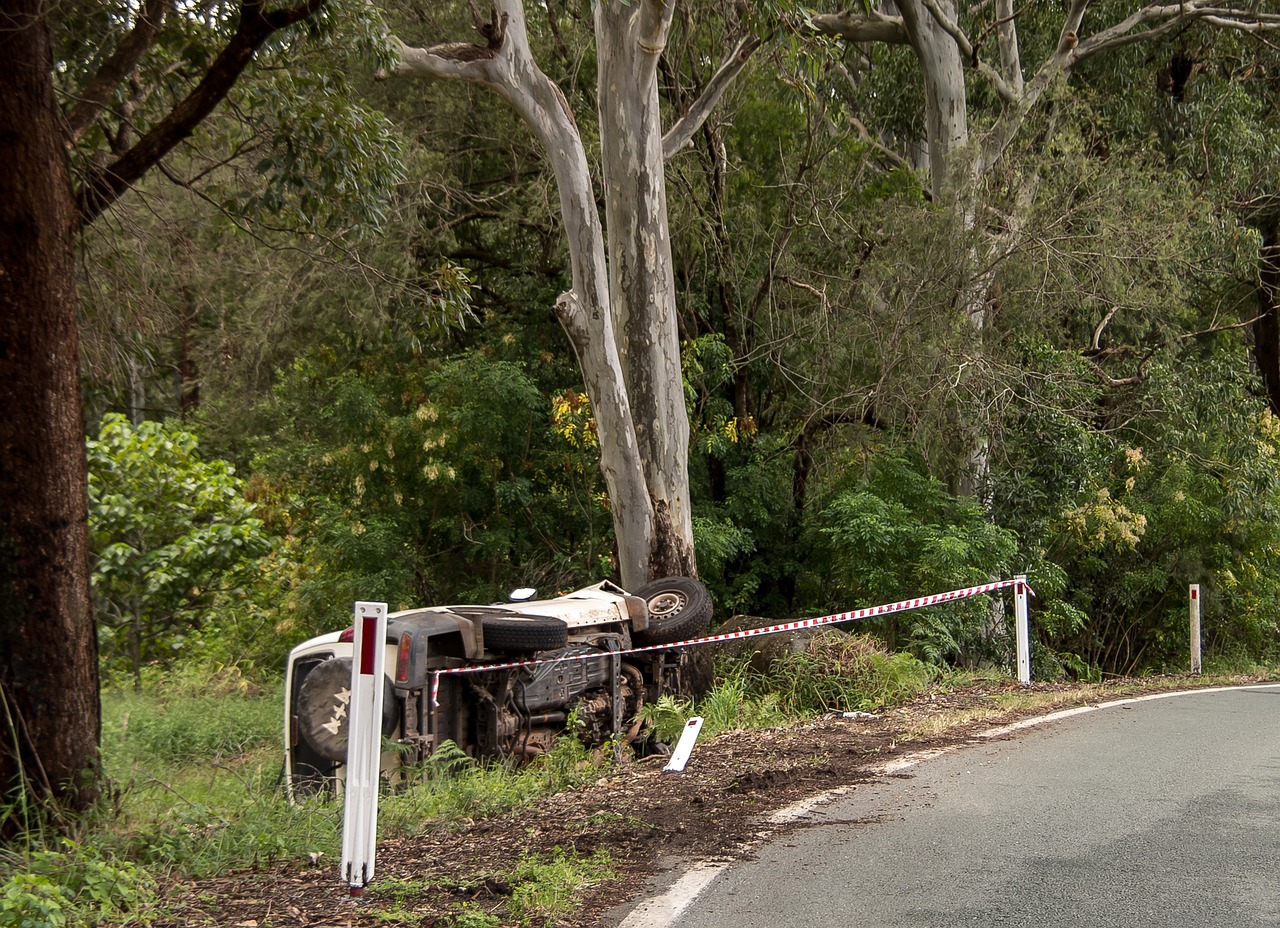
[428,577,1031,708]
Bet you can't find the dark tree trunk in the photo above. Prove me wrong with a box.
[0,3,102,834]
[1254,223,1280,417]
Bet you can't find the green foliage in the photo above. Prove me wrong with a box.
[506,848,616,922]
[643,635,936,742]
[1036,356,1280,674]
[799,453,1019,665]
[248,343,614,641]
[376,735,603,835]
[57,0,403,231]
[0,842,153,928]
[445,904,502,928]
[87,414,271,682]
[762,632,937,714]
[97,683,338,876]
[640,663,792,743]
[233,67,404,230]
[103,666,279,765]
[70,0,1280,692]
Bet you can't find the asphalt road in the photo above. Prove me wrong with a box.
[664,685,1280,928]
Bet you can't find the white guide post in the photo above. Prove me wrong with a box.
[341,601,388,895]
[663,716,705,774]
[1014,575,1031,685]
[1189,584,1202,675]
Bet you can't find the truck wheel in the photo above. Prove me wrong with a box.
[632,576,712,645]
[295,657,397,762]
[480,613,569,652]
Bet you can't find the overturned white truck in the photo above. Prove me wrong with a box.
[283,577,712,798]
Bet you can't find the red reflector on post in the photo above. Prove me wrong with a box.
[360,616,378,675]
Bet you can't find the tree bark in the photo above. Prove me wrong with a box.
[896,0,968,199]
[0,3,101,833]
[596,0,696,578]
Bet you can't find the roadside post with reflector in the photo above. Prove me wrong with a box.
[663,716,705,774]
[1014,575,1031,685]
[1189,584,1202,674]
[341,601,388,895]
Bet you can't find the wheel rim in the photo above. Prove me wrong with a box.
[647,590,687,618]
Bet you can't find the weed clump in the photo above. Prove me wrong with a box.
[642,631,936,741]
[763,631,937,714]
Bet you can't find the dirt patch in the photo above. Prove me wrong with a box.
[135,675,1267,927]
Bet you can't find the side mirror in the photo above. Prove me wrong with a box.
[508,587,537,602]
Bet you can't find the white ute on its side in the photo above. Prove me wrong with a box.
[283,577,712,798]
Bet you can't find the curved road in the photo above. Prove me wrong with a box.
[624,685,1280,928]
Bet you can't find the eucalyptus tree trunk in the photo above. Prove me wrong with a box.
[390,1,755,586]
[895,0,968,201]
[596,0,694,577]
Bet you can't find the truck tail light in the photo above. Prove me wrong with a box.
[338,626,355,643]
[396,632,412,683]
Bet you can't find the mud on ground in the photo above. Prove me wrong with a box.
[144,676,1263,928]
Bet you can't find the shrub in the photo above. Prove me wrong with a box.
[0,842,154,928]
[799,452,1019,665]
[87,414,270,684]
[763,631,938,713]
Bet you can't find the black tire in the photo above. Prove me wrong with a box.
[295,657,397,762]
[480,613,569,652]
[632,576,712,645]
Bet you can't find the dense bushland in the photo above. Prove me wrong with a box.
[71,4,1280,681]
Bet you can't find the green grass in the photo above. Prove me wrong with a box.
[364,847,616,926]
[373,735,606,836]
[507,847,616,921]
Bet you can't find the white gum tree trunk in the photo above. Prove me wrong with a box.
[596,0,694,575]
[388,1,755,586]
[895,0,967,202]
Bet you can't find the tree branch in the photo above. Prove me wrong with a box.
[663,33,762,160]
[973,0,1088,176]
[64,0,168,143]
[75,0,328,226]
[1074,3,1280,62]
[993,0,1024,98]
[807,10,909,44]
[637,0,675,60]
[384,34,504,85]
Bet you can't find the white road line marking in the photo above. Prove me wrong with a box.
[617,861,730,928]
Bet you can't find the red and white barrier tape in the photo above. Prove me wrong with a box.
[428,577,1030,707]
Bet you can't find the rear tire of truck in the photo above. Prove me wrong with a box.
[632,576,713,645]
